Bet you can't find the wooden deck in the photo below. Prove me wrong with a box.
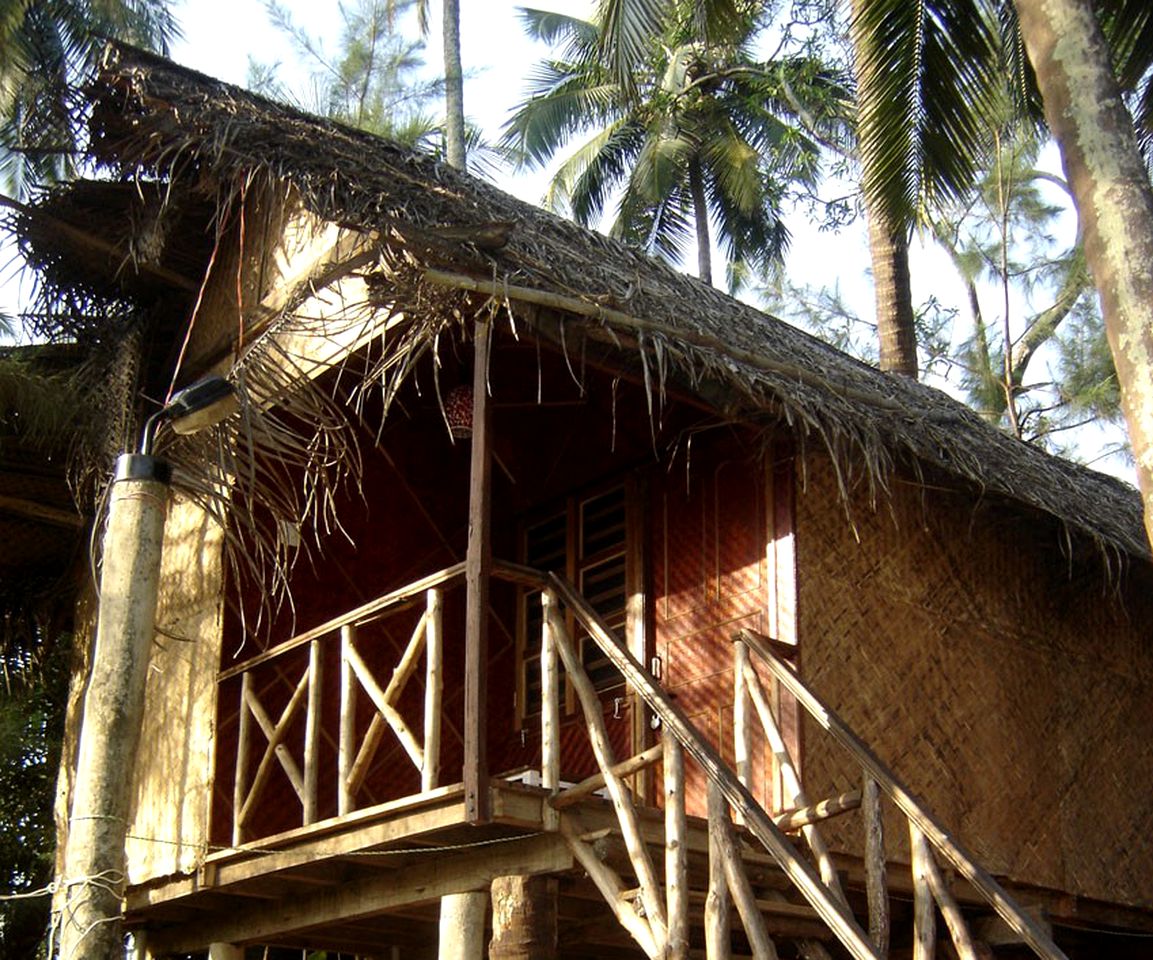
[127,780,845,958]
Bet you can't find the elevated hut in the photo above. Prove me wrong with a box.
[17,43,1153,960]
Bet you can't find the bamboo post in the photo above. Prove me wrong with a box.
[706,782,733,960]
[547,604,667,943]
[423,588,443,792]
[734,640,752,795]
[464,317,493,824]
[910,824,937,960]
[439,890,487,960]
[303,639,322,823]
[664,732,689,960]
[740,628,1068,960]
[863,776,889,956]
[547,576,880,960]
[541,589,560,831]
[233,674,252,846]
[743,660,847,905]
[561,819,661,959]
[912,826,980,960]
[709,781,780,960]
[339,625,355,815]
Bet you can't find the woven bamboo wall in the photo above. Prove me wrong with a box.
[795,453,1153,908]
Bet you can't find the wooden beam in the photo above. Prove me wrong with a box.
[548,576,880,960]
[464,318,493,824]
[490,875,558,960]
[739,628,1070,960]
[0,493,84,528]
[147,833,571,955]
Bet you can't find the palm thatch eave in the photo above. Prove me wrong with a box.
[13,40,1148,566]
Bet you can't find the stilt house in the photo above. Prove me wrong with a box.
[19,44,1153,960]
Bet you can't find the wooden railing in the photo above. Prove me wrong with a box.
[736,628,1069,960]
[539,574,1069,960]
[222,560,1069,960]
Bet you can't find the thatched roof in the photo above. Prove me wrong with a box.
[11,42,1148,564]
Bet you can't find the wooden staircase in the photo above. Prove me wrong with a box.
[543,572,1069,960]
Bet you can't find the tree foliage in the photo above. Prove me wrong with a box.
[0,0,179,196]
[504,1,848,288]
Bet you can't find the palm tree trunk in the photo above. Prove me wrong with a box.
[443,0,465,170]
[1014,0,1153,549]
[850,0,918,379]
[864,198,919,377]
[689,156,712,285]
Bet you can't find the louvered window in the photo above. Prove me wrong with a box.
[520,484,630,720]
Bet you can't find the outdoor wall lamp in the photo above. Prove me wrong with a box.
[57,375,237,960]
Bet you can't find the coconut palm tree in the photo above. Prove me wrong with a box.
[0,0,178,196]
[1012,0,1153,547]
[504,4,848,287]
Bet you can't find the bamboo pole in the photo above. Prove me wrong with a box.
[541,590,560,832]
[347,714,387,797]
[709,781,780,960]
[561,819,660,959]
[734,640,752,827]
[548,575,880,960]
[547,604,667,944]
[706,782,733,960]
[233,674,252,846]
[910,824,937,960]
[423,589,443,792]
[664,732,689,960]
[740,628,1067,960]
[743,660,846,905]
[912,826,979,960]
[775,790,862,831]
[303,639,322,824]
[345,639,425,770]
[338,626,355,815]
[384,608,430,704]
[550,744,664,808]
[238,672,309,825]
[863,777,889,956]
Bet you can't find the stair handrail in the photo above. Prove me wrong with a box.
[546,572,883,960]
[737,627,1069,960]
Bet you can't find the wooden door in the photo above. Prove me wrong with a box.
[653,432,796,817]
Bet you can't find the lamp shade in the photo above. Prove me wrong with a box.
[445,385,473,439]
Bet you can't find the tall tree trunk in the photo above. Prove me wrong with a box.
[1014,0,1153,549]
[689,156,712,285]
[851,0,919,378]
[443,0,465,170]
[864,198,919,377]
